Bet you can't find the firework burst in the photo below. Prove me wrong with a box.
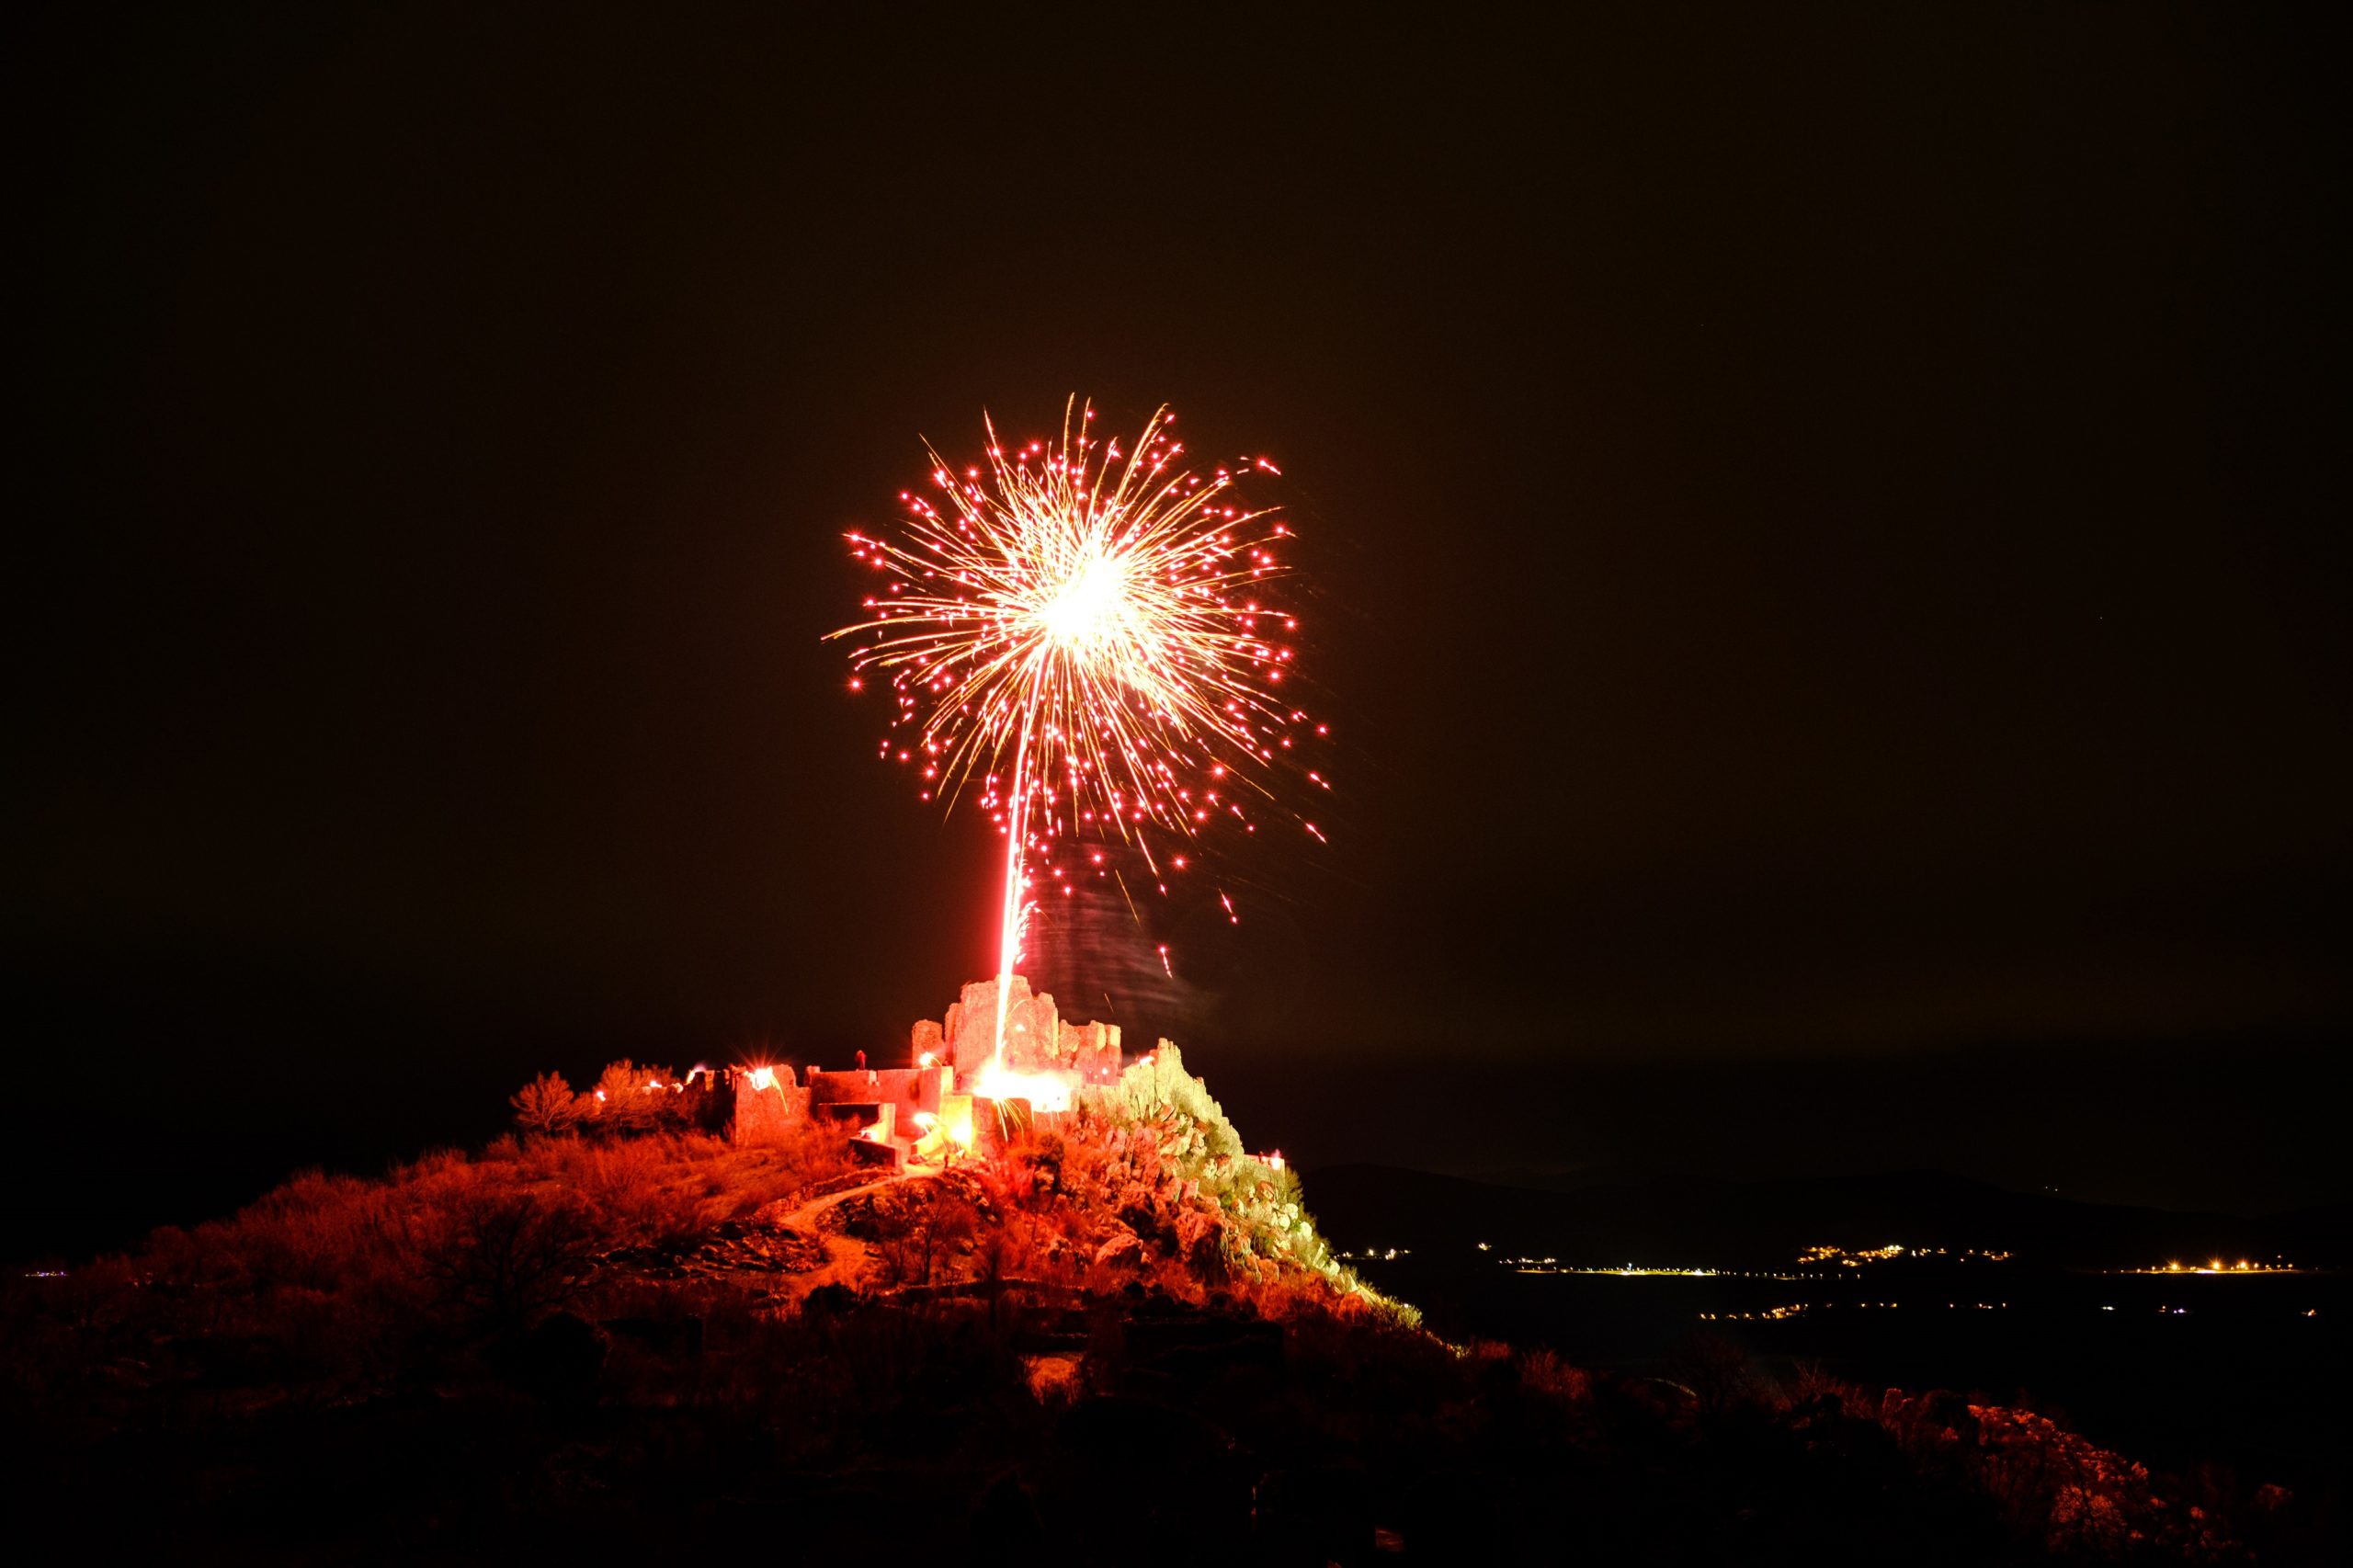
[831,398,1325,1061]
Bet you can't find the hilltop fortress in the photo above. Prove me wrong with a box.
[727,976,1136,1165]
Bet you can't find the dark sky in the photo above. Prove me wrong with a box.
[11,6,2348,1254]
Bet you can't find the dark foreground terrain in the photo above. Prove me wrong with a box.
[11,1285,2315,1566]
[5,1074,2338,1563]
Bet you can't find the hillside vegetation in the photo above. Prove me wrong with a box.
[0,1049,2316,1562]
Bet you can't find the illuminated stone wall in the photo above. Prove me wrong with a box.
[727,980,1123,1158]
[808,1065,949,1116]
[937,974,1120,1080]
[729,1064,804,1145]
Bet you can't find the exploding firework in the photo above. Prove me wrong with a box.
[831,398,1325,1062]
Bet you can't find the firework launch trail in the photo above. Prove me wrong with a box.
[831,398,1327,1062]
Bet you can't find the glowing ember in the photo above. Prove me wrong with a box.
[833,398,1322,1060]
[944,1098,976,1148]
[910,1096,980,1163]
[972,1057,1077,1114]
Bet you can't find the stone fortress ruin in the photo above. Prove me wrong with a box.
[724,976,1134,1166]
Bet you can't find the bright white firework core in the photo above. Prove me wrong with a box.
[1036,549,1128,652]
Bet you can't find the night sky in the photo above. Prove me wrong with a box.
[12,6,2348,1256]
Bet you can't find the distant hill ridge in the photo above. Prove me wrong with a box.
[1302,1165,2349,1269]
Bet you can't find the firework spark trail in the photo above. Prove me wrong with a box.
[831,397,1320,1063]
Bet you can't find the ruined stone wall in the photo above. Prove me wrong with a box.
[909,1018,945,1064]
[944,974,1063,1075]
[937,975,1121,1080]
[1056,1018,1123,1083]
[729,1065,806,1146]
[807,1065,948,1114]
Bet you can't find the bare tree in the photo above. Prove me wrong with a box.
[587,1061,660,1135]
[873,1187,982,1288]
[510,1072,586,1136]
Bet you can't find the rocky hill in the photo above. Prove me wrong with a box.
[1,1040,2326,1563]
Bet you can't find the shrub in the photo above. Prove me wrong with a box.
[510,1071,587,1136]
[424,1187,601,1331]
[1518,1346,1591,1402]
[585,1060,683,1136]
[871,1184,983,1288]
